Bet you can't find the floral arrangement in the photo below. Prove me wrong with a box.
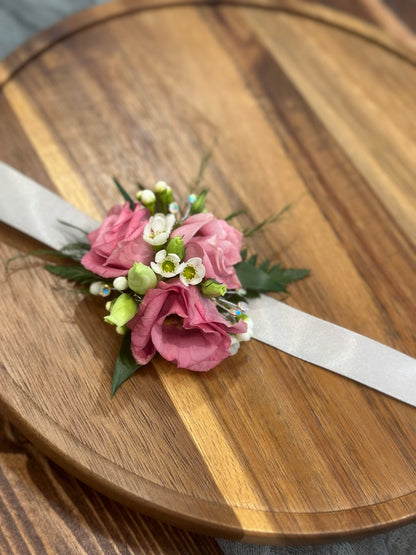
[41,162,308,395]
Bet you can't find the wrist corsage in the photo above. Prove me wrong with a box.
[40,163,308,395]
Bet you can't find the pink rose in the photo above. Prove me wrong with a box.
[129,280,247,371]
[172,213,243,289]
[82,203,154,278]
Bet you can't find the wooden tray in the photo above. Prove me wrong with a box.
[1,0,415,544]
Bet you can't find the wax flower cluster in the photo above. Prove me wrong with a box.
[82,182,253,379]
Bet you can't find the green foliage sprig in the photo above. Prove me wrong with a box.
[44,264,103,285]
[111,331,141,397]
[236,250,309,296]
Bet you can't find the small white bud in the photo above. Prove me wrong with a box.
[113,276,128,291]
[140,189,156,204]
[155,180,168,193]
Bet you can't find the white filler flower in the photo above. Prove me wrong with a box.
[151,249,184,278]
[143,213,176,246]
[179,257,206,286]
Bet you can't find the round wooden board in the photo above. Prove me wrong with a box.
[0,0,416,545]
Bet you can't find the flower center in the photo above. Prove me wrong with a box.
[164,315,184,329]
[183,265,196,280]
[161,260,176,273]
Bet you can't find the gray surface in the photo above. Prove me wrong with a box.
[0,0,106,58]
[1,1,415,553]
[218,530,416,555]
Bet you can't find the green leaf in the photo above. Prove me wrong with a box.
[44,264,102,285]
[268,267,310,285]
[243,193,307,238]
[269,262,281,273]
[190,189,208,215]
[225,209,246,222]
[111,331,140,396]
[190,145,215,192]
[259,259,270,272]
[235,258,309,294]
[5,242,90,274]
[243,203,292,237]
[235,261,289,293]
[58,241,91,261]
[5,250,63,272]
[113,177,135,209]
[60,241,90,252]
[57,219,90,235]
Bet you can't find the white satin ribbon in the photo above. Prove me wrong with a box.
[249,295,416,406]
[1,162,415,406]
[0,162,98,249]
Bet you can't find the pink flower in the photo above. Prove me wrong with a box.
[172,213,243,289]
[129,280,247,371]
[82,203,154,278]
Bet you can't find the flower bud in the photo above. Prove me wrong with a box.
[190,190,208,215]
[165,187,173,204]
[127,262,157,294]
[104,293,137,327]
[166,236,185,260]
[113,276,128,291]
[138,189,156,213]
[155,181,173,213]
[155,181,168,193]
[201,279,227,298]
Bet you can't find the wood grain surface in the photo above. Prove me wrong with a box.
[0,0,416,545]
[0,420,222,554]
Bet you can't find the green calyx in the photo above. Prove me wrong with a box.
[137,189,156,214]
[201,278,227,298]
[104,293,138,327]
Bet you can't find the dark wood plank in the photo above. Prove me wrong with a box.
[0,418,223,554]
